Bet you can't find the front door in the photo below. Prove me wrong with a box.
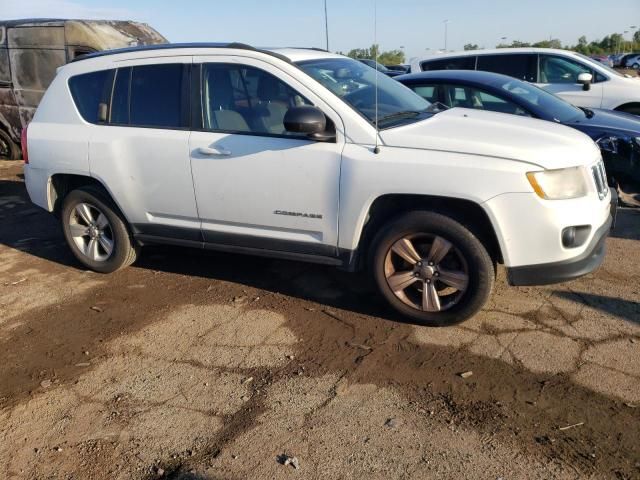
[189,58,343,256]
[537,54,604,108]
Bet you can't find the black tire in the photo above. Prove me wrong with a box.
[61,186,138,273]
[617,105,640,116]
[0,128,20,160]
[369,211,495,327]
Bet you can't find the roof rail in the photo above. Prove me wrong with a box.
[70,42,292,63]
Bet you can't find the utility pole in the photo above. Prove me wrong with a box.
[324,0,329,51]
[444,19,449,51]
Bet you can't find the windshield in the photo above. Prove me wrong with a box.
[574,52,624,78]
[493,78,583,123]
[296,57,431,126]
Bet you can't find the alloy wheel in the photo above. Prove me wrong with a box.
[68,202,114,262]
[383,234,469,312]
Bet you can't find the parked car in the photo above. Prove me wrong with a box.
[357,58,403,77]
[410,48,640,115]
[590,55,614,68]
[23,44,613,326]
[397,70,640,206]
[610,53,625,67]
[385,64,410,74]
[624,54,640,70]
[0,19,167,159]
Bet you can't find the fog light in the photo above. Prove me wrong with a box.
[562,226,591,248]
[562,227,576,247]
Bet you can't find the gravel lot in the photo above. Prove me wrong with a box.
[0,160,639,479]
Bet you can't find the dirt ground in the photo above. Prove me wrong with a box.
[0,160,638,480]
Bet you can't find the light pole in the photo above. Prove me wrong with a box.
[500,36,507,47]
[443,20,449,51]
[324,0,329,51]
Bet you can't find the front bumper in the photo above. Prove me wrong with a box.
[507,213,612,286]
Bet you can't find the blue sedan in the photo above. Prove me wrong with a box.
[397,70,640,206]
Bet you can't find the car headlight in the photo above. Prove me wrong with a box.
[526,167,588,200]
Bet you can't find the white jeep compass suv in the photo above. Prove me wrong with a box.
[23,43,614,326]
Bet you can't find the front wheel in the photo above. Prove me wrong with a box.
[370,211,495,326]
[61,186,138,273]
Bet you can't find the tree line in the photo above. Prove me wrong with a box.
[340,31,639,67]
[465,30,640,55]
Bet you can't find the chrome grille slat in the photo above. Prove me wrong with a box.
[591,161,608,200]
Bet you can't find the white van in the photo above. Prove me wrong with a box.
[411,48,640,115]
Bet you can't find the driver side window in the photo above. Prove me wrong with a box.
[539,55,593,84]
[200,63,311,136]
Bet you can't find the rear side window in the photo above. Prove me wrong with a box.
[110,67,131,125]
[69,69,114,123]
[476,54,537,82]
[421,56,475,71]
[129,64,189,128]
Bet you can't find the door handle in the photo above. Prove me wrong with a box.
[197,146,232,156]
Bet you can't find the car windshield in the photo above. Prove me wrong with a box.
[492,78,584,123]
[574,52,625,78]
[296,57,431,127]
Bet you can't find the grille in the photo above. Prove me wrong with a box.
[591,161,608,200]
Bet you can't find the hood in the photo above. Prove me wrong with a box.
[567,108,640,138]
[379,107,601,169]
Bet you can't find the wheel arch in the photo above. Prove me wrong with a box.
[613,102,640,114]
[48,173,130,225]
[350,193,504,270]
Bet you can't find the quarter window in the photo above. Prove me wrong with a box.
[476,54,537,82]
[420,56,475,71]
[68,69,113,123]
[200,63,312,135]
[410,84,439,103]
[129,64,188,128]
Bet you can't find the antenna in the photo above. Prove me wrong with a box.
[373,0,380,154]
[324,0,329,51]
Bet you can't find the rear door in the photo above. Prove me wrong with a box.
[87,57,200,241]
[537,54,604,108]
[189,56,344,256]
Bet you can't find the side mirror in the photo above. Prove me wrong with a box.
[284,106,335,141]
[577,73,593,91]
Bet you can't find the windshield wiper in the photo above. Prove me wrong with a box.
[375,110,423,126]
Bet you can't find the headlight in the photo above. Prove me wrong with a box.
[526,167,588,200]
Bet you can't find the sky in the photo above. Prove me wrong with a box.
[2,0,639,59]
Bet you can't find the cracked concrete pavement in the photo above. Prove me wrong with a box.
[0,161,639,479]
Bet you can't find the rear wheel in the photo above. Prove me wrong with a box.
[61,186,138,273]
[0,129,19,160]
[370,211,495,326]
